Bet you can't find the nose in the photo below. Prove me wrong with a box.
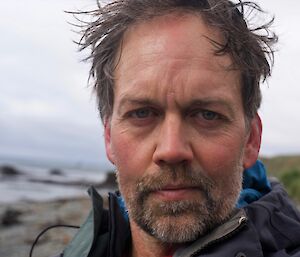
[153,115,193,165]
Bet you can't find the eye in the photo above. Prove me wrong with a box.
[201,110,219,120]
[190,109,226,129]
[190,109,220,120]
[129,108,156,119]
[125,107,159,127]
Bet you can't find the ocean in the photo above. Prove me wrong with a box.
[0,163,107,203]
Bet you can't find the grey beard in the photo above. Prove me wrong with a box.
[118,164,242,243]
[137,197,219,243]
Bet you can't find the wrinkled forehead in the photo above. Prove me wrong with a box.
[115,12,237,83]
[112,12,242,114]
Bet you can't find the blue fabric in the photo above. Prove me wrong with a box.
[237,160,271,208]
[117,194,129,221]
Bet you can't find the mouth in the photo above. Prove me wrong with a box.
[153,185,201,201]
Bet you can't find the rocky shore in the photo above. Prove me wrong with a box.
[0,165,117,257]
[0,192,109,257]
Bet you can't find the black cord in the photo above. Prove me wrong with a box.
[29,224,80,257]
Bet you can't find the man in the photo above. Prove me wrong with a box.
[50,0,300,256]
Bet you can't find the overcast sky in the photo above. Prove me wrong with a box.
[0,0,299,170]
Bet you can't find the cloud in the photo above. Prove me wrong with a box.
[0,0,110,168]
[0,0,299,170]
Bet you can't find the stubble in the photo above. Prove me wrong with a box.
[117,163,242,243]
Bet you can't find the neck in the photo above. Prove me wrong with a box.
[129,221,183,257]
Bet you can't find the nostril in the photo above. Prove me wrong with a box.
[152,146,193,165]
[155,158,189,167]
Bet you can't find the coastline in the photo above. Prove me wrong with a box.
[0,191,110,257]
[0,164,117,257]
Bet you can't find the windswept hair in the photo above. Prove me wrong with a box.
[72,0,278,122]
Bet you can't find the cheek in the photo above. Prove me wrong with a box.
[111,137,131,167]
[111,136,137,196]
[111,136,134,176]
[197,142,244,202]
[196,139,245,179]
[110,131,153,180]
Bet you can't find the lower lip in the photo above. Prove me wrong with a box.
[154,188,200,201]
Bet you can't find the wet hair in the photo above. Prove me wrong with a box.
[73,0,278,122]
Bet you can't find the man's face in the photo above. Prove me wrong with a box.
[105,13,261,243]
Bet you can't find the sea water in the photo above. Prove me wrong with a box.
[0,164,107,203]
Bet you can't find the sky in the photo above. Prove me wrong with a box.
[0,0,299,170]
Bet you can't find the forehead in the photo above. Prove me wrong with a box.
[117,12,233,70]
[114,12,241,106]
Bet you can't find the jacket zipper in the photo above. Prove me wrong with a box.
[174,210,248,257]
[190,216,247,257]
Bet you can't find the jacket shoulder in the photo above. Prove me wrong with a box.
[245,180,300,255]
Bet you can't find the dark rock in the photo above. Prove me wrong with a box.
[49,169,64,176]
[100,172,118,189]
[0,165,23,177]
[27,170,117,189]
[1,209,23,226]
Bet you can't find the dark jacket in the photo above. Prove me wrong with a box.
[52,180,300,257]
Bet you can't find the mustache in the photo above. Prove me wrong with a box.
[135,164,215,196]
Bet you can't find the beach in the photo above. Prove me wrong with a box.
[0,164,116,257]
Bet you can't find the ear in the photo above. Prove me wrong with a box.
[104,119,115,165]
[243,113,262,169]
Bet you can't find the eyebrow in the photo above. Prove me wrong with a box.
[119,97,159,106]
[186,98,235,116]
[117,96,161,114]
[117,96,236,117]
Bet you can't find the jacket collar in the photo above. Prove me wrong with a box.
[63,187,130,257]
[173,209,248,257]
